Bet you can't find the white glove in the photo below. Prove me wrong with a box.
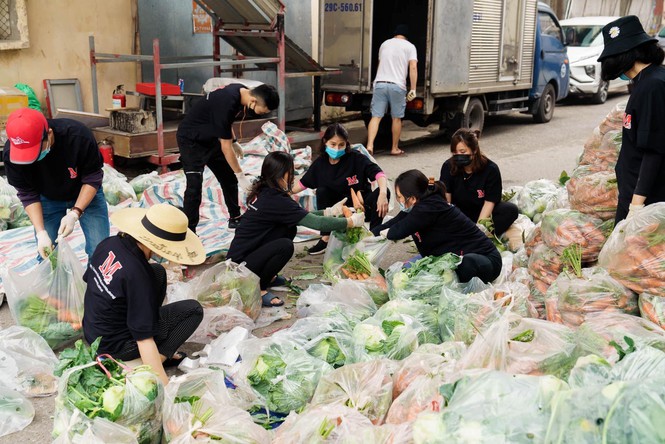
[232,141,244,159]
[406,90,416,102]
[349,212,365,228]
[476,223,492,237]
[57,211,79,240]
[627,203,645,219]
[235,172,252,191]
[323,198,348,217]
[36,230,54,260]
[379,228,390,239]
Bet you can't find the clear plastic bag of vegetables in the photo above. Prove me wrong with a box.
[566,168,618,220]
[129,171,162,201]
[0,326,59,397]
[189,260,262,320]
[598,100,626,134]
[386,253,461,304]
[310,359,395,425]
[188,306,255,344]
[324,234,389,287]
[545,267,637,327]
[163,368,270,443]
[374,299,441,345]
[352,314,431,361]
[638,293,665,329]
[598,202,665,296]
[578,129,621,170]
[514,179,563,222]
[527,243,563,286]
[4,239,85,349]
[237,338,333,415]
[295,281,377,321]
[102,177,137,206]
[386,374,445,425]
[322,228,373,274]
[540,209,607,262]
[0,386,34,438]
[272,405,374,444]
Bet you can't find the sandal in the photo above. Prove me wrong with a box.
[163,351,187,368]
[262,291,285,307]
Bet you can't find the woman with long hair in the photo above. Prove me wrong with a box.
[228,151,364,306]
[372,169,502,283]
[598,16,665,223]
[290,123,390,255]
[439,128,518,237]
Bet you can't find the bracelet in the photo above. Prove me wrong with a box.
[71,206,84,217]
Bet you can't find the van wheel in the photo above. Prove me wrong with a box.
[462,98,485,133]
[591,81,609,104]
[533,84,556,123]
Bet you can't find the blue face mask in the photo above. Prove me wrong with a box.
[326,147,345,160]
[37,146,50,161]
[398,201,413,213]
[619,73,631,81]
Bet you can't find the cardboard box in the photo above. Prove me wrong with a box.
[0,87,29,131]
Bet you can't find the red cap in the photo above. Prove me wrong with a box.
[6,108,48,165]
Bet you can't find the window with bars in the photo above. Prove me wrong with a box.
[0,0,11,40]
[0,0,28,50]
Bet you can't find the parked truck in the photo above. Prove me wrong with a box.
[319,0,570,135]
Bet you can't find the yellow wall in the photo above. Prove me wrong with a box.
[0,0,137,115]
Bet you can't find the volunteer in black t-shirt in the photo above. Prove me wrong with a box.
[372,170,501,283]
[83,204,206,386]
[598,16,665,223]
[228,152,365,306]
[440,128,518,237]
[291,123,390,255]
[4,108,110,260]
[176,84,279,232]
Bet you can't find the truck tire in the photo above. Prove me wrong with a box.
[533,84,556,123]
[591,81,609,105]
[462,98,485,133]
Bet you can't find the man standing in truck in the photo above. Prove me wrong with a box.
[366,24,418,156]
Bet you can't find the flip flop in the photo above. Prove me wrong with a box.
[390,149,405,156]
[262,292,285,307]
[163,351,187,368]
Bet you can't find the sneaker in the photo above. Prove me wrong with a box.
[308,239,328,255]
[228,216,241,230]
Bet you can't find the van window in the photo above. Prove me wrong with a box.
[539,12,563,43]
[562,25,604,47]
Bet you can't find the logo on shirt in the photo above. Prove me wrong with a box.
[346,175,359,186]
[623,113,632,130]
[9,136,31,145]
[477,189,485,199]
[68,168,78,179]
[98,251,123,285]
[414,232,422,243]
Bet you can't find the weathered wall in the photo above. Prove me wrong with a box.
[0,0,137,114]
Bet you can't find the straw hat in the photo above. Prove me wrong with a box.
[111,204,205,265]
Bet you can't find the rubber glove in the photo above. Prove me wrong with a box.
[323,198,348,217]
[235,172,252,191]
[627,203,645,219]
[349,212,365,228]
[232,141,244,159]
[58,211,79,240]
[36,230,54,260]
[406,90,416,102]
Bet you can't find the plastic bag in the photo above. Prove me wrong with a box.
[438,284,505,344]
[0,387,34,438]
[374,299,441,344]
[272,405,374,444]
[515,179,563,221]
[311,359,395,425]
[540,209,607,262]
[188,306,255,344]
[0,176,31,230]
[4,240,85,349]
[639,293,665,329]
[163,368,269,443]
[523,223,542,256]
[0,326,59,396]
[103,177,137,206]
[527,243,563,286]
[578,129,622,172]
[190,260,262,320]
[598,202,665,296]
[386,374,445,424]
[13,83,40,110]
[386,254,461,304]
[545,267,638,327]
[296,281,377,321]
[129,172,162,201]
[352,315,428,361]
[324,234,389,282]
[598,100,626,135]
[566,168,618,220]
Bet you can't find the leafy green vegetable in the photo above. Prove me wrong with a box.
[610,336,636,362]
[511,329,535,343]
[308,337,347,368]
[17,295,58,332]
[559,170,571,186]
[561,244,583,278]
[342,251,373,276]
[102,385,125,421]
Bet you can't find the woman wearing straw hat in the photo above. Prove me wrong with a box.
[227,151,365,307]
[598,15,665,223]
[82,204,206,385]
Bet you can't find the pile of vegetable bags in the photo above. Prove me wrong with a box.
[0,176,31,231]
[509,178,568,223]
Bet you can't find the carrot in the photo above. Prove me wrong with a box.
[340,268,351,278]
[70,322,82,331]
[639,299,663,327]
[342,206,352,218]
[44,296,64,309]
[350,189,364,211]
[360,273,370,280]
[58,310,80,323]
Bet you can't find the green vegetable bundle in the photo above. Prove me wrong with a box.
[387,254,461,304]
[352,314,435,361]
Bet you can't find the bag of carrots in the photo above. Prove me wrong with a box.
[598,202,665,296]
[545,267,638,328]
[540,209,607,262]
[527,243,564,286]
[385,374,446,425]
[578,130,621,171]
[566,168,618,221]
[524,224,542,257]
[638,293,665,329]
[597,101,626,135]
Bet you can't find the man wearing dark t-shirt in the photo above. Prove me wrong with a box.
[176,84,279,233]
[4,108,110,259]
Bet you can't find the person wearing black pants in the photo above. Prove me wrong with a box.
[372,170,501,284]
[228,152,365,306]
[440,128,518,237]
[290,123,390,255]
[176,83,279,233]
[83,204,207,386]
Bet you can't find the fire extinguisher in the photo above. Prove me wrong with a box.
[98,139,115,168]
[112,85,126,109]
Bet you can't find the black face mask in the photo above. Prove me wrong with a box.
[452,154,472,166]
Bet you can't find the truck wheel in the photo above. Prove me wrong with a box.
[462,98,485,133]
[533,84,556,123]
[591,81,609,104]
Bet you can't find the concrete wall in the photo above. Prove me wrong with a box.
[0,0,137,115]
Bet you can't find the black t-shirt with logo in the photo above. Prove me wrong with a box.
[176,84,244,146]
[439,158,502,223]
[227,187,309,263]
[300,151,383,204]
[3,118,103,201]
[617,64,665,205]
[371,193,497,257]
[82,235,159,355]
